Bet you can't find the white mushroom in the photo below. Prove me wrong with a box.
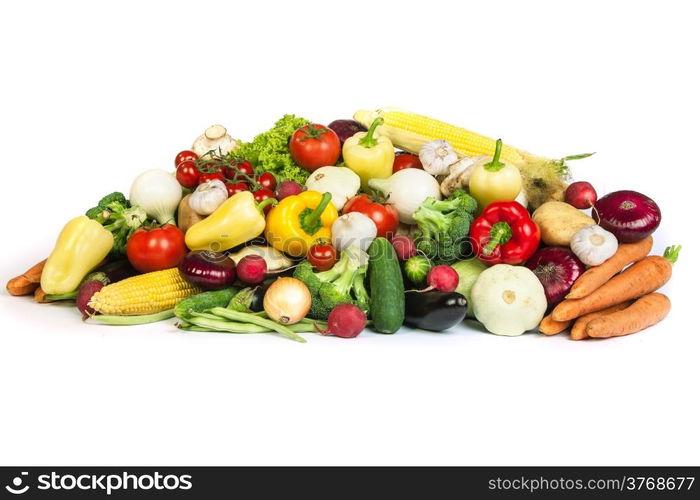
[192,124,239,158]
[440,156,479,197]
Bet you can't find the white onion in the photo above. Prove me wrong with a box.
[129,169,183,225]
[368,169,441,224]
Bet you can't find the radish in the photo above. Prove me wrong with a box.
[391,234,416,261]
[76,280,105,318]
[236,255,267,284]
[316,303,366,338]
[425,265,459,293]
[275,180,304,201]
[565,181,597,209]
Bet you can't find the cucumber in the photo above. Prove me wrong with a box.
[368,237,405,333]
[174,287,239,320]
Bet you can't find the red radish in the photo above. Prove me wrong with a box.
[275,180,304,201]
[425,265,459,292]
[391,234,417,261]
[316,303,366,338]
[76,280,105,318]
[565,181,598,209]
[236,255,268,284]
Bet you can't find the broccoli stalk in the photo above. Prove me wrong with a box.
[85,193,147,256]
[413,189,478,264]
[293,246,370,319]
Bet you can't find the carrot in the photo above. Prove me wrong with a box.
[6,258,47,296]
[567,236,653,299]
[34,287,53,303]
[569,301,632,340]
[539,314,571,335]
[552,245,680,322]
[586,293,671,338]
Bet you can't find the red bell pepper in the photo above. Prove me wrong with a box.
[470,201,540,265]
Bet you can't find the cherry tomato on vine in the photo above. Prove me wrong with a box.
[236,159,255,177]
[256,172,277,191]
[226,182,249,197]
[198,172,225,185]
[343,193,400,238]
[176,161,200,189]
[253,188,277,213]
[175,150,198,168]
[393,152,423,173]
[307,244,337,271]
[289,124,341,172]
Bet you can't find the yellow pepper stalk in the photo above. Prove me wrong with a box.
[469,139,523,212]
[41,216,114,295]
[342,118,395,191]
[265,191,338,257]
[186,191,276,251]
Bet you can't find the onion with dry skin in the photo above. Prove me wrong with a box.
[263,277,311,325]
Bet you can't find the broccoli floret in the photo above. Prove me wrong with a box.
[352,265,370,312]
[413,189,478,264]
[293,246,370,319]
[98,192,129,209]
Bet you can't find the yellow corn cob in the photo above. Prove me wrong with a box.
[353,108,592,208]
[354,108,535,165]
[88,268,201,315]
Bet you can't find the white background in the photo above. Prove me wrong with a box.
[1,0,698,466]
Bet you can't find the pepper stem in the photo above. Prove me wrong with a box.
[256,197,277,213]
[299,192,333,235]
[482,221,512,256]
[483,139,505,172]
[358,118,384,148]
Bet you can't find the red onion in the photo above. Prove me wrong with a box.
[178,250,236,290]
[525,247,585,308]
[327,119,367,149]
[594,190,661,243]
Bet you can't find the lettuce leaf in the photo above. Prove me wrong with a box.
[232,114,311,184]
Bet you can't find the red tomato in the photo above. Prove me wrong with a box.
[234,159,255,178]
[126,224,187,273]
[226,182,249,197]
[175,150,198,168]
[253,188,277,213]
[176,161,200,189]
[256,172,277,191]
[289,124,340,172]
[393,152,423,173]
[222,158,254,180]
[198,172,225,185]
[308,244,337,271]
[343,194,400,238]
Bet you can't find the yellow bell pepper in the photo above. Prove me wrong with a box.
[469,139,523,212]
[342,118,395,191]
[186,191,275,251]
[41,216,114,295]
[265,191,338,257]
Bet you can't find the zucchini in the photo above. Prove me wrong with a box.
[174,287,239,320]
[367,237,405,333]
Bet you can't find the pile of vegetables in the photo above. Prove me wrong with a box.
[5,109,679,342]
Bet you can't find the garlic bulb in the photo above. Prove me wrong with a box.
[192,124,239,158]
[188,180,229,215]
[570,225,618,266]
[419,140,458,176]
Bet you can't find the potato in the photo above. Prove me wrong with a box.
[532,201,595,246]
[177,194,206,233]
